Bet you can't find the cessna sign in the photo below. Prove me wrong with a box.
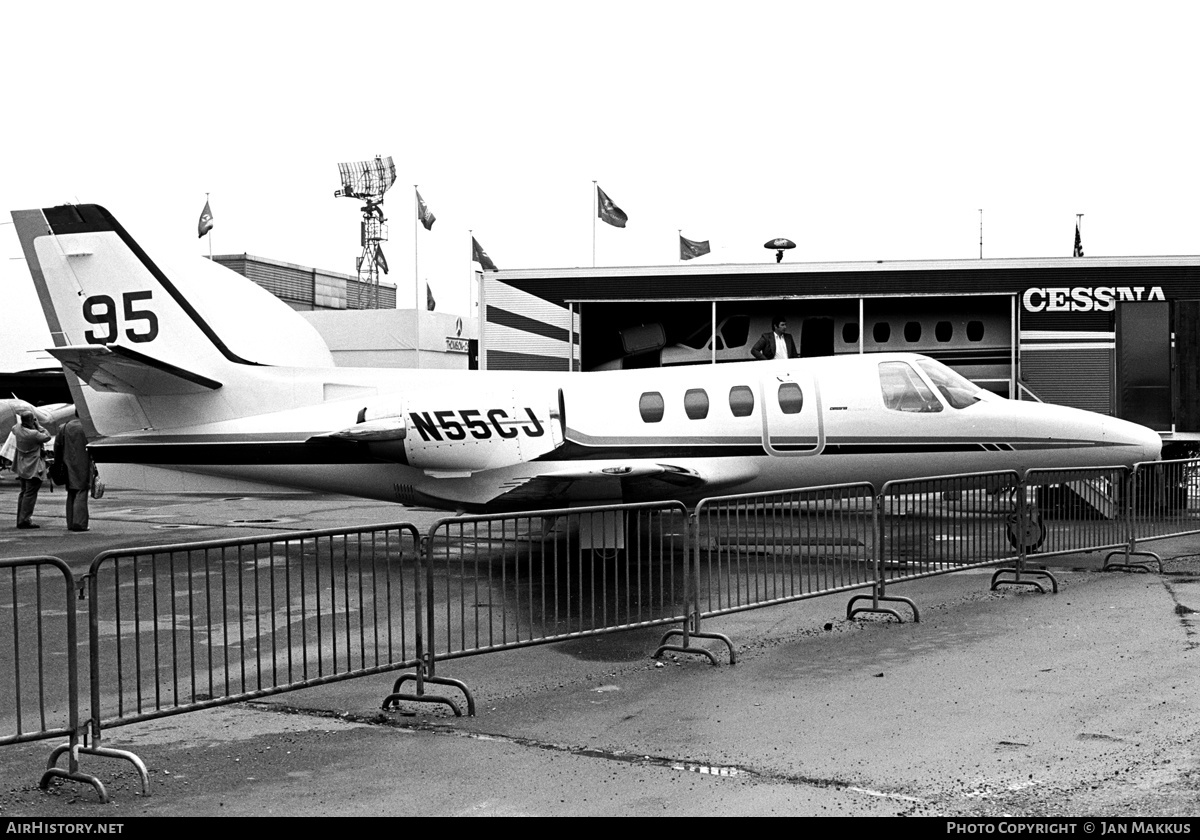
[1022,285,1166,313]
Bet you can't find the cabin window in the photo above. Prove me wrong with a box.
[639,392,665,423]
[777,382,804,415]
[842,323,859,344]
[935,321,953,342]
[878,361,943,413]
[729,385,755,417]
[684,388,710,420]
[966,320,985,342]
[873,322,891,343]
[904,321,922,342]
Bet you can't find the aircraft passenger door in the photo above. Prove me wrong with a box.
[760,371,824,456]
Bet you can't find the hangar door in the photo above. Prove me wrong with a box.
[1175,301,1200,432]
[1116,301,1171,431]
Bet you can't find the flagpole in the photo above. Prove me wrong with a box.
[591,180,596,268]
[414,185,420,370]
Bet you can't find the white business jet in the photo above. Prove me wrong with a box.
[11,204,1161,513]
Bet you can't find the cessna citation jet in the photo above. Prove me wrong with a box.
[11,204,1162,513]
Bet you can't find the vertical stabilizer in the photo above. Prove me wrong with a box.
[11,205,242,435]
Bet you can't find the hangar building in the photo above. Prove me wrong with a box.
[481,256,1200,453]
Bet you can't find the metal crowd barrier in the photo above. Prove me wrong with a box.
[85,522,422,737]
[10,462,1200,800]
[1024,467,1131,561]
[877,472,1022,578]
[692,483,876,615]
[1,555,143,802]
[417,502,694,684]
[1108,458,1200,571]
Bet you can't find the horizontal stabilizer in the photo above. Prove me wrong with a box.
[49,344,222,395]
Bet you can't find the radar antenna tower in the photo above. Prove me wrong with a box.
[334,155,396,308]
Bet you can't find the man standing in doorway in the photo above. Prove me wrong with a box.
[751,316,798,360]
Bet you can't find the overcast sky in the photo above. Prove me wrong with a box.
[3,1,1198,371]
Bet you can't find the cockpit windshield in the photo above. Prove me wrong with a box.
[879,361,942,412]
[916,359,985,409]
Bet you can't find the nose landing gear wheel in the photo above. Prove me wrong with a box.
[1006,507,1045,552]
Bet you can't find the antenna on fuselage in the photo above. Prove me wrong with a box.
[334,155,396,309]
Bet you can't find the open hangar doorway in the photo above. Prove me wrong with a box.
[577,294,1015,397]
[579,299,862,371]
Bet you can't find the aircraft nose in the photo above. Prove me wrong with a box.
[1108,416,1162,464]
[1137,424,1164,463]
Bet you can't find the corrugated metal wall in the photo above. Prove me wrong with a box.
[213,255,396,311]
[484,280,578,371]
[1020,347,1113,414]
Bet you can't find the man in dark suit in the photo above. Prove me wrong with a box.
[54,413,93,532]
[750,316,799,360]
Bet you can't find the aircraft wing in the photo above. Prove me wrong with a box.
[48,345,222,395]
[486,460,759,508]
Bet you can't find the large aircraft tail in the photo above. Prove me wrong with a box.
[10,204,331,437]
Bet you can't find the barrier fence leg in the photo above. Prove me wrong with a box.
[846,492,918,622]
[992,482,1058,593]
[42,572,149,802]
[380,534,474,716]
[1103,469,1163,573]
[654,513,734,665]
[383,655,473,717]
[655,611,734,666]
[41,731,108,803]
[847,581,919,623]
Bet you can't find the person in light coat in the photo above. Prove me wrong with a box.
[12,410,50,529]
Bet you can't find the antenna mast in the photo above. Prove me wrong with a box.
[334,155,396,309]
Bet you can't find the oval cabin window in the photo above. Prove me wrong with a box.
[873,322,891,343]
[729,385,755,417]
[684,388,710,420]
[777,382,804,415]
[935,321,953,342]
[967,320,985,342]
[639,392,665,423]
[904,321,922,342]
[842,323,860,344]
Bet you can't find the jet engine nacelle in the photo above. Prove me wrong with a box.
[342,387,565,474]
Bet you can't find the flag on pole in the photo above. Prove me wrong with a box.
[375,244,389,274]
[471,236,498,271]
[596,185,627,228]
[417,190,436,230]
[1073,222,1084,257]
[426,282,436,311]
[679,234,711,260]
[197,199,214,239]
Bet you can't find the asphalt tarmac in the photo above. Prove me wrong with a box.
[1,481,1198,818]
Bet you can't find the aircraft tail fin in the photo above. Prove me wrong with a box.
[10,204,259,436]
